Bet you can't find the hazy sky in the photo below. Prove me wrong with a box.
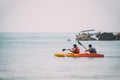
[0,0,120,33]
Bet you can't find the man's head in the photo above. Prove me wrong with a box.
[73,44,77,48]
[88,44,92,48]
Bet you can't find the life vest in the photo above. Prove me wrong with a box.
[72,47,80,53]
[90,48,97,53]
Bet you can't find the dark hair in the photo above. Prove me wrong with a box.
[88,44,92,47]
[73,44,77,47]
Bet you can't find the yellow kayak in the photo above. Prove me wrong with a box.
[54,53,65,57]
[54,53,104,57]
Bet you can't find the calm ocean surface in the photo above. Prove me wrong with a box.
[0,33,120,80]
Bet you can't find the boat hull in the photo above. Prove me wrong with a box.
[54,53,104,57]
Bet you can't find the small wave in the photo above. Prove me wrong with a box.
[105,56,120,58]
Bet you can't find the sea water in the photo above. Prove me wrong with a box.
[0,32,120,80]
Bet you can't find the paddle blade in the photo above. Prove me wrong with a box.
[77,41,87,49]
[78,41,82,45]
[62,49,66,51]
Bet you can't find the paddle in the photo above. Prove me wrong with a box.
[62,49,70,51]
[62,41,86,51]
[77,40,87,49]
